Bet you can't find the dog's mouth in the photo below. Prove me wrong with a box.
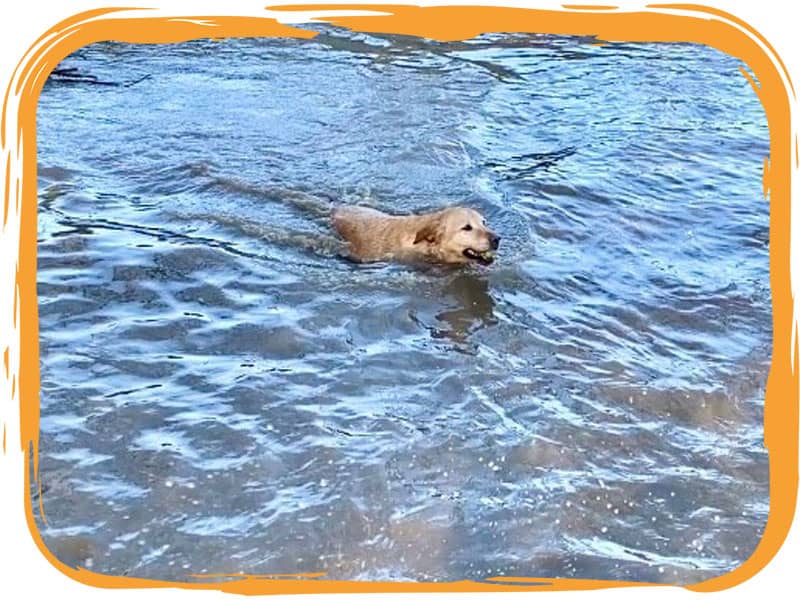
[463,248,495,265]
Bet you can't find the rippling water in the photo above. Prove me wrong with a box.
[34,27,771,584]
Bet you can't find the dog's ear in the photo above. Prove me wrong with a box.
[413,221,441,245]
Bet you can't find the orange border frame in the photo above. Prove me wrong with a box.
[1,2,797,594]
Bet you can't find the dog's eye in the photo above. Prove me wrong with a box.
[462,224,473,231]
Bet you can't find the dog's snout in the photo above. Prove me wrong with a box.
[490,234,501,250]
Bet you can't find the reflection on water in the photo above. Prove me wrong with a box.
[35,27,771,584]
[432,274,498,346]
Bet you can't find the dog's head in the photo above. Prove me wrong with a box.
[413,207,500,265]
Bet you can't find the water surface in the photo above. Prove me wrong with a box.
[35,27,771,584]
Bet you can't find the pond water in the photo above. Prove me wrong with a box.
[34,25,771,584]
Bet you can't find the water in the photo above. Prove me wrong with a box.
[34,28,771,584]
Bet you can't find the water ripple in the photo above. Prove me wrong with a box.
[35,28,770,585]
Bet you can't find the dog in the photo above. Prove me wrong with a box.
[331,205,500,266]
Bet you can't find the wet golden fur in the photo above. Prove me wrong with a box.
[331,206,499,265]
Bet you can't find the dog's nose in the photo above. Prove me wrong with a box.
[491,235,501,250]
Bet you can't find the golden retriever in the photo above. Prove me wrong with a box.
[331,206,500,266]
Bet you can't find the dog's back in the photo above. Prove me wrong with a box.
[331,206,420,262]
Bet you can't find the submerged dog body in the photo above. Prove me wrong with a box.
[331,205,500,266]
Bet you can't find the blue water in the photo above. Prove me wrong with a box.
[34,28,771,583]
